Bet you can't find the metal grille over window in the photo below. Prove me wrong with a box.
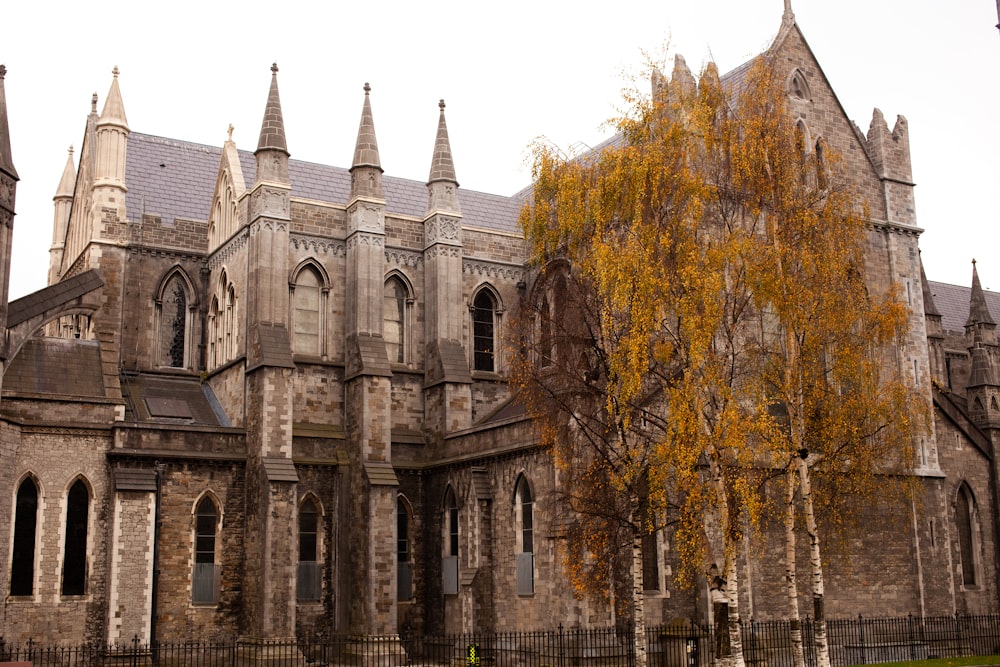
[443,489,459,595]
[516,476,534,595]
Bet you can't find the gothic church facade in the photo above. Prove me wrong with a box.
[1,10,999,646]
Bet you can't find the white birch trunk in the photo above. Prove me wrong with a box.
[632,521,649,667]
[709,455,746,667]
[797,455,830,667]
[784,467,806,667]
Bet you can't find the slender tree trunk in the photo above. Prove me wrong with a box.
[797,456,830,667]
[632,518,649,667]
[784,467,806,667]
[709,454,746,667]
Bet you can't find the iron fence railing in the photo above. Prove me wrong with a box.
[3,614,1000,667]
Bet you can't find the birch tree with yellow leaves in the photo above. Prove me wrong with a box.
[517,53,921,667]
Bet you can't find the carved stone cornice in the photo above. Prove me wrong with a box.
[463,259,525,282]
[425,245,461,260]
[346,199,385,235]
[291,234,346,257]
[385,247,423,268]
[209,227,249,270]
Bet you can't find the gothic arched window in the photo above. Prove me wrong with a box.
[156,270,193,368]
[62,479,89,596]
[293,267,322,356]
[192,496,220,604]
[957,484,979,587]
[384,277,407,364]
[442,486,459,595]
[10,477,39,596]
[297,497,321,601]
[472,288,499,372]
[397,497,413,601]
[515,475,534,595]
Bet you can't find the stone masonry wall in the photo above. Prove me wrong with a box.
[107,491,155,643]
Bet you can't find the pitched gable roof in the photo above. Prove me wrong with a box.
[928,280,1000,334]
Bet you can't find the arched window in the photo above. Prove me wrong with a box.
[397,497,413,601]
[539,296,553,368]
[815,139,828,190]
[384,277,407,364]
[293,267,322,356]
[957,484,979,587]
[298,498,321,601]
[442,487,459,595]
[472,289,498,372]
[225,285,238,361]
[192,496,219,604]
[208,297,219,369]
[10,477,39,596]
[515,475,534,595]
[156,271,192,368]
[788,69,810,101]
[62,479,89,595]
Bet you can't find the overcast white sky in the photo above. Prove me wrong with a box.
[3,0,999,300]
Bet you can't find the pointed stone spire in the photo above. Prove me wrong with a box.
[98,66,129,130]
[55,146,76,198]
[0,64,18,180]
[428,100,457,185]
[350,83,383,200]
[969,331,995,387]
[967,259,995,327]
[256,63,288,156]
[352,83,382,171]
[919,254,940,318]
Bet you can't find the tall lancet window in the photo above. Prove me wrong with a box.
[384,277,406,364]
[157,272,190,368]
[293,267,321,356]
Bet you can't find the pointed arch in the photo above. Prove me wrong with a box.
[62,476,91,595]
[787,68,811,101]
[471,284,503,373]
[154,266,197,369]
[10,474,41,596]
[290,260,329,357]
[192,492,221,604]
[208,296,220,369]
[384,271,414,365]
[442,485,460,595]
[397,494,414,601]
[513,473,535,595]
[957,482,981,587]
[298,494,322,601]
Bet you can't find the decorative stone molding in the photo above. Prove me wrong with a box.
[209,228,249,270]
[463,259,525,282]
[346,200,385,234]
[291,234,346,257]
[346,232,385,251]
[424,215,461,246]
[425,245,461,260]
[386,248,423,268]
[251,186,290,220]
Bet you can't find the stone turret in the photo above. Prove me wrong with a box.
[241,63,297,644]
[0,65,18,366]
[966,260,996,345]
[342,83,399,645]
[865,109,916,226]
[49,146,75,285]
[423,99,471,439]
[93,67,128,222]
[921,255,947,387]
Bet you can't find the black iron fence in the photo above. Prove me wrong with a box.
[3,614,1000,667]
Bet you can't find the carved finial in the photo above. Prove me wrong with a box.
[227,123,234,141]
[783,0,795,22]
[439,99,446,110]
[364,82,371,94]
[0,65,6,80]
[271,63,278,75]
[112,65,119,78]
[68,145,74,156]
[974,258,978,267]
[91,92,98,113]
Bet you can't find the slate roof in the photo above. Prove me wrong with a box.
[124,132,521,233]
[3,337,105,397]
[928,281,1000,334]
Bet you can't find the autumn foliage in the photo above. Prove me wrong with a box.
[515,53,923,667]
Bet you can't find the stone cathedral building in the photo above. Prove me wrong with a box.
[2,8,1000,647]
